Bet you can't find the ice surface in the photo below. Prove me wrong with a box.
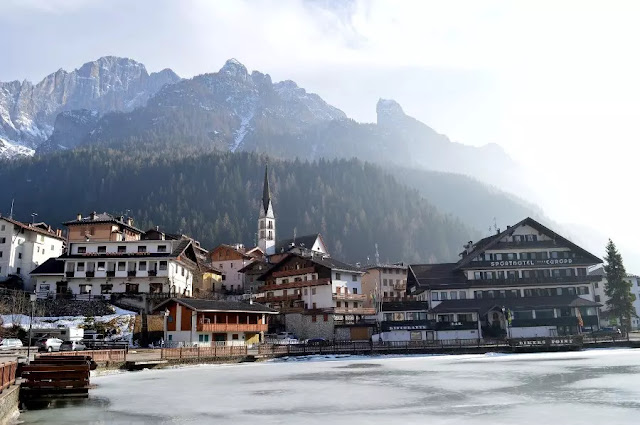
[18,349,640,424]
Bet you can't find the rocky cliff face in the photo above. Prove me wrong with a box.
[0,56,180,157]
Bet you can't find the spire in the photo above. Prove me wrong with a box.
[262,165,271,214]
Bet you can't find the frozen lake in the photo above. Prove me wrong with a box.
[18,349,640,424]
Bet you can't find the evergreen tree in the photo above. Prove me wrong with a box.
[603,239,636,333]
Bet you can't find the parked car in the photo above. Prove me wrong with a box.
[276,332,297,340]
[305,338,328,346]
[60,340,86,352]
[37,337,63,352]
[0,338,24,349]
[591,328,622,337]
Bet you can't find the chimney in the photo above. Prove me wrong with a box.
[90,211,96,220]
[56,229,62,237]
[127,217,133,226]
[77,213,82,221]
[47,225,52,232]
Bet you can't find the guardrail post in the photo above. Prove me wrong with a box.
[198,346,201,360]
[179,347,183,359]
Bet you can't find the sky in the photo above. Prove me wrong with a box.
[1,0,639,268]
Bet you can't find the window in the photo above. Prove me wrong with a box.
[595,295,601,302]
[77,246,86,254]
[474,291,483,299]
[77,262,85,272]
[312,288,316,295]
[18,253,22,259]
[0,225,4,231]
[230,263,234,269]
[0,251,2,258]
[36,247,40,253]
[383,278,388,286]
[139,261,147,271]
[514,310,533,320]
[431,292,439,301]
[100,284,113,294]
[198,334,210,343]
[336,301,341,307]
[526,234,538,242]
[335,272,341,280]
[551,251,559,259]
[232,334,239,340]
[536,309,554,319]
[457,313,473,322]
[181,267,185,276]
[158,245,167,253]
[440,292,448,300]
[438,314,454,322]
[50,245,54,251]
[98,246,106,253]
[97,262,106,271]
[117,262,126,271]
[577,268,587,276]
[304,288,308,295]
[353,288,358,294]
[474,272,481,280]
[352,274,357,281]
[16,267,21,274]
[450,291,457,300]
[459,291,466,299]
[137,246,147,253]
[594,282,598,289]
[118,246,126,253]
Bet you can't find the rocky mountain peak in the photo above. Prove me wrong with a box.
[220,58,249,79]
[376,98,406,126]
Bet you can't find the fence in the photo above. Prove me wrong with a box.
[0,362,17,393]
[161,346,247,360]
[38,349,127,362]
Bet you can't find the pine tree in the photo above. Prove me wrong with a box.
[603,239,636,333]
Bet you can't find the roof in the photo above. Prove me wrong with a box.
[364,263,406,271]
[238,260,271,274]
[589,266,605,277]
[153,298,278,314]
[197,261,222,274]
[210,243,255,259]
[407,263,467,290]
[430,296,601,315]
[30,258,65,275]
[262,165,271,215]
[257,252,362,281]
[275,233,324,254]
[456,217,602,269]
[0,215,65,241]
[63,212,143,234]
[381,301,430,312]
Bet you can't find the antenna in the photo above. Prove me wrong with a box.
[293,227,297,244]
[9,199,14,219]
[375,243,380,266]
[31,212,38,224]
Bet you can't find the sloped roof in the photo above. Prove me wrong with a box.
[456,217,602,269]
[431,295,601,315]
[262,165,271,215]
[407,263,467,290]
[30,258,64,275]
[275,233,326,254]
[153,298,277,314]
[63,212,143,233]
[0,215,65,241]
[257,252,362,281]
[381,301,430,312]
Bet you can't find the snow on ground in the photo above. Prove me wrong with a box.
[229,99,257,152]
[18,348,640,425]
[1,306,136,341]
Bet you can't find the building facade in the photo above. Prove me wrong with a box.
[590,267,640,330]
[361,263,413,306]
[371,301,432,342]
[407,217,603,340]
[256,252,374,340]
[64,212,142,242]
[155,298,277,347]
[209,244,260,294]
[0,216,65,290]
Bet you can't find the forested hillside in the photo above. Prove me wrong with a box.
[0,146,476,264]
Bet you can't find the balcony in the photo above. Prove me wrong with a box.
[148,270,157,277]
[260,278,331,292]
[332,293,366,301]
[331,307,376,315]
[272,267,315,278]
[106,270,116,278]
[435,321,478,331]
[471,275,601,288]
[393,282,406,290]
[127,270,137,277]
[196,323,268,333]
[264,293,302,303]
[65,271,75,278]
[510,315,599,328]
[86,271,95,278]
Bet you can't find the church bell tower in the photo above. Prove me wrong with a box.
[258,165,276,255]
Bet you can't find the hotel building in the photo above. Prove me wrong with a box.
[407,217,603,340]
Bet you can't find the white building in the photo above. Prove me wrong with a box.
[209,244,262,294]
[33,238,197,298]
[0,215,65,290]
[590,267,640,330]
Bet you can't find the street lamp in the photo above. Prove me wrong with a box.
[27,292,37,363]
[163,308,170,347]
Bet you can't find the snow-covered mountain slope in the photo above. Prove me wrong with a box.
[0,56,180,158]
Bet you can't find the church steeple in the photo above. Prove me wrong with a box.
[262,165,271,215]
[258,165,275,255]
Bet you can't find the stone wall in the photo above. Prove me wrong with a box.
[284,314,334,340]
[0,385,19,425]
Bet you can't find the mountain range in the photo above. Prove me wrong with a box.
[0,57,525,195]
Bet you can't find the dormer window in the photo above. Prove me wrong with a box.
[118,246,126,253]
[158,245,167,253]
[138,246,147,253]
[77,247,86,254]
[97,246,106,253]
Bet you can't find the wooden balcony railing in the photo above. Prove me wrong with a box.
[272,267,315,278]
[196,323,268,333]
[331,307,376,315]
[264,293,302,303]
[332,293,366,301]
[260,278,331,292]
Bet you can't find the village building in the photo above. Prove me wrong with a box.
[407,217,603,340]
[361,263,413,307]
[209,244,262,294]
[256,252,374,340]
[0,215,65,290]
[154,298,277,347]
[371,301,431,342]
[258,165,276,256]
[589,267,640,330]
[239,259,272,295]
[32,212,203,298]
